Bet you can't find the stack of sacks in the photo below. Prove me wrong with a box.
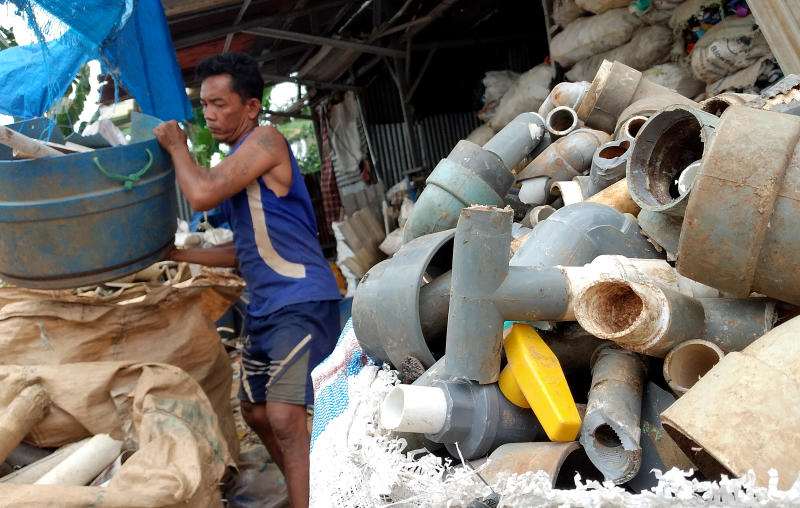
[669,1,782,96]
[550,2,685,83]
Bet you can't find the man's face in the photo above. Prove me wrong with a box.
[199,74,258,143]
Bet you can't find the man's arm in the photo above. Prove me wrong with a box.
[153,122,289,211]
[167,241,237,267]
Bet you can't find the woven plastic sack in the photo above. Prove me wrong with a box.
[690,15,773,84]
[488,64,553,131]
[478,70,519,122]
[552,0,584,28]
[576,0,630,14]
[0,362,232,507]
[643,63,706,99]
[566,24,673,82]
[0,270,243,458]
[550,8,643,66]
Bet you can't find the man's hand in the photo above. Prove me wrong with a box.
[153,120,188,154]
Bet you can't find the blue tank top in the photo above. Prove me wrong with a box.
[220,130,341,317]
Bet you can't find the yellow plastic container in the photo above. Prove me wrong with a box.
[502,323,581,442]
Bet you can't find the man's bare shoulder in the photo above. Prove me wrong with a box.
[247,125,288,158]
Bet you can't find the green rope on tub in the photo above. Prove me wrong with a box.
[93,148,154,191]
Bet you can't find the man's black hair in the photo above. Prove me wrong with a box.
[196,52,265,103]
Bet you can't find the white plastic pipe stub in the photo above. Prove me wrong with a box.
[380,384,448,435]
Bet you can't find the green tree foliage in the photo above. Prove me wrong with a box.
[275,118,321,175]
[53,64,91,136]
[0,26,17,50]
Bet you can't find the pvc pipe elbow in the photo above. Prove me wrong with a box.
[538,81,591,118]
[380,384,448,434]
[587,139,631,197]
[516,128,611,183]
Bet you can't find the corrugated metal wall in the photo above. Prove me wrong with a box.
[366,111,481,189]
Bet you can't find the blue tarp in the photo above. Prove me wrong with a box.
[0,0,192,122]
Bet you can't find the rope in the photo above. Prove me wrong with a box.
[93,148,154,191]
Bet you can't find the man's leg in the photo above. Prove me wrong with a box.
[240,400,285,472]
[265,401,310,508]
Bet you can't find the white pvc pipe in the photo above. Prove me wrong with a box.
[538,81,591,118]
[380,385,448,434]
[0,438,90,484]
[519,176,551,205]
[677,161,701,195]
[35,434,122,486]
[546,106,580,139]
[551,180,584,206]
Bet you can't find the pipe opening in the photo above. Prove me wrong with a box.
[626,117,646,139]
[594,424,622,448]
[631,110,706,205]
[554,447,604,488]
[666,342,723,393]
[701,98,730,117]
[599,140,630,160]
[380,387,406,430]
[580,282,644,335]
[548,107,577,135]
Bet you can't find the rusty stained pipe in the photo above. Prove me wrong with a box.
[663,339,725,396]
[516,128,611,183]
[616,115,648,141]
[538,81,591,118]
[481,441,603,489]
[577,60,699,134]
[573,278,777,357]
[580,347,647,485]
[678,106,800,304]
[699,92,758,117]
[545,106,582,140]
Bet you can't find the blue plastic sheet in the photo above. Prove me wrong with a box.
[0,0,191,122]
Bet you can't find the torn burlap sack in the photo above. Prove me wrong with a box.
[0,362,232,507]
[0,269,244,458]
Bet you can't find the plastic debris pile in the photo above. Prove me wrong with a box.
[311,58,800,507]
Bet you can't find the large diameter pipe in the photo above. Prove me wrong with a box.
[577,60,699,134]
[0,385,50,464]
[516,128,611,183]
[678,106,800,304]
[663,339,725,396]
[35,434,122,486]
[580,347,646,485]
[403,113,545,242]
[574,277,777,357]
[627,105,720,217]
[661,314,800,489]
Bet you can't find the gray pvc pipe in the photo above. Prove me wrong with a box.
[580,347,646,485]
[586,139,631,197]
[511,202,662,268]
[483,112,546,171]
[426,379,544,460]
